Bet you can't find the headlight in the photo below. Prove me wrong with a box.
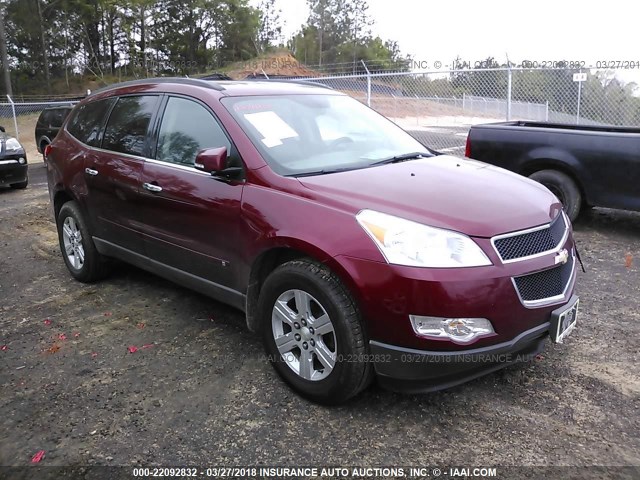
[356,210,491,268]
[5,138,25,153]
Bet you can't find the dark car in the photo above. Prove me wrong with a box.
[46,78,579,404]
[0,126,28,189]
[35,105,73,158]
[466,121,640,221]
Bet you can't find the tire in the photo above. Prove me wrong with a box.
[259,259,372,404]
[56,201,110,282]
[40,140,50,163]
[529,170,582,222]
[10,178,28,189]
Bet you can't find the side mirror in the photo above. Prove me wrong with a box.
[194,146,242,180]
[0,126,5,133]
[194,147,227,173]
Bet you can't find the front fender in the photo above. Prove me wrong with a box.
[238,184,385,331]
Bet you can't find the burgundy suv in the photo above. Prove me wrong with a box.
[46,78,579,404]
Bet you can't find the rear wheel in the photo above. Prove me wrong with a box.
[57,201,110,282]
[259,259,372,404]
[40,140,50,163]
[529,169,582,222]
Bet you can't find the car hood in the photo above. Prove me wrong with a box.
[297,155,562,238]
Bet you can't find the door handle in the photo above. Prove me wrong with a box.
[143,182,163,193]
[85,168,98,176]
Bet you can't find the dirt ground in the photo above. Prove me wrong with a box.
[0,166,639,475]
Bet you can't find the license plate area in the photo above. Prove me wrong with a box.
[550,296,579,343]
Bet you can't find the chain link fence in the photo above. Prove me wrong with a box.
[290,67,640,154]
[1,67,638,158]
[0,97,79,160]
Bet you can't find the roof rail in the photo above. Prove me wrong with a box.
[91,77,225,96]
[242,76,333,90]
[198,73,233,81]
[283,79,334,90]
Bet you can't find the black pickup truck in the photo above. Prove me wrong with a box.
[465,121,640,221]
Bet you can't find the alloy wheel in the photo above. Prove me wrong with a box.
[271,289,337,381]
[62,216,85,270]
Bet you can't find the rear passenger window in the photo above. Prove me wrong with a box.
[156,97,231,166]
[66,99,114,147]
[102,96,158,157]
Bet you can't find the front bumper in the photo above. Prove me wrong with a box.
[333,231,578,391]
[371,321,549,393]
[0,159,28,186]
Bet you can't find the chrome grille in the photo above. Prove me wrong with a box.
[513,254,575,305]
[493,214,567,262]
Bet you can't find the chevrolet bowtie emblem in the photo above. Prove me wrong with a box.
[555,249,569,265]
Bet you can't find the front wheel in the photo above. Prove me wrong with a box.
[259,260,372,404]
[57,201,110,282]
[529,169,582,222]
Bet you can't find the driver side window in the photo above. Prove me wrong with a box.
[156,97,231,166]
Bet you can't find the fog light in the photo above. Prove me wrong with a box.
[18,157,26,164]
[410,315,495,344]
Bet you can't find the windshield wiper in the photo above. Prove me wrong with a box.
[287,167,357,178]
[370,151,431,166]
[288,151,433,177]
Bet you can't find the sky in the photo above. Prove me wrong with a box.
[256,0,640,86]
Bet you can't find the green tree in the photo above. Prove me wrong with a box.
[290,0,406,72]
[256,0,282,52]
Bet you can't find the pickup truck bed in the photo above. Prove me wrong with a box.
[466,121,640,221]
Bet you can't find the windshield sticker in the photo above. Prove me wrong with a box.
[233,103,272,112]
[244,111,298,147]
[262,137,284,148]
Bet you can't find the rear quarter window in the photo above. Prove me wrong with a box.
[50,108,71,126]
[39,108,71,127]
[37,110,51,127]
[66,99,115,147]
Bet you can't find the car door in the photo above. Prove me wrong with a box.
[83,95,160,253]
[138,95,244,290]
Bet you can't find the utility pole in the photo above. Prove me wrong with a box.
[0,2,12,97]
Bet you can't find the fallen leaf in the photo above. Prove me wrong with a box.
[47,344,61,354]
[58,334,67,341]
[137,323,145,329]
[142,344,154,349]
[43,319,52,326]
[1,345,7,351]
[128,346,138,354]
[625,253,633,269]
[31,450,45,463]
[104,312,112,317]
[535,354,544,361]
[74,332,80,338]
[91,352,98,358]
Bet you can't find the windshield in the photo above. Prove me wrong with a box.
[221,94,431,176]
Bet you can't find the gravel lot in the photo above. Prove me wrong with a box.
[0,165,639,475]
